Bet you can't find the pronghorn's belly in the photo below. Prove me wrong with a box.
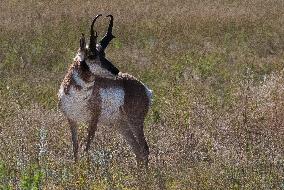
[98,87,125,125]
[58,85,93,123]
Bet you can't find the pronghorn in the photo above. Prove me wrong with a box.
[58,14,153,165]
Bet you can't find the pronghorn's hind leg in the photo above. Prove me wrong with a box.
[130,119,149,166]
[117,119,146,166]
[122,81,151,167]
[68,119,79,162]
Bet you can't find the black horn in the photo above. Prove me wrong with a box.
[89,14,102,54]
[106,15,114,36]
[99,14,116,53]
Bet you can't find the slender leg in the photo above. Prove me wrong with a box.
[84,117,99,153]
[118,122,145,165]
[68,119,79,162]
[130,121,150,166]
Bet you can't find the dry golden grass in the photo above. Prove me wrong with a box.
[0,0,284,189]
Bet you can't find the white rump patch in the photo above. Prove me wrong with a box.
[140,82,153,106]
[99,87,125,125]
[145,86,153,105]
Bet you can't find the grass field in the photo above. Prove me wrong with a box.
[0,0,284,189]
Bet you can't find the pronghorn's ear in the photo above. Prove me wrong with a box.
[80,33,86,50]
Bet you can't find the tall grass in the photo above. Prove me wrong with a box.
[0,0,284,189]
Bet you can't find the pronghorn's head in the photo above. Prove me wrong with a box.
[75,14,119,78]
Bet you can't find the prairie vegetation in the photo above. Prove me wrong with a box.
[0,0,284,189]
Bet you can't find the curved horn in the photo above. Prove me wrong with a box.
[99,14,115,53]
[89,14,102,54]
[106,15,114,34]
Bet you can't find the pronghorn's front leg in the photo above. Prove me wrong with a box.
[68,119,79,162]
[84,116,99,153]
[84,86,101,155]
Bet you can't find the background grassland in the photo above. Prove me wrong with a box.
[0,0,284,189]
